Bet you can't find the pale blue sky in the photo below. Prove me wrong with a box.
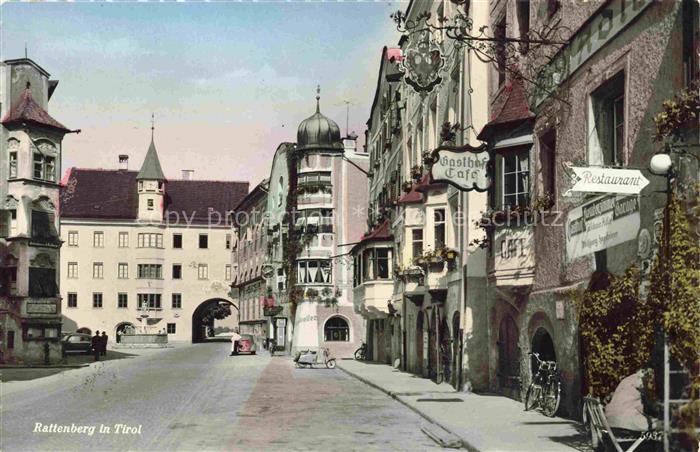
[1,2,403,184]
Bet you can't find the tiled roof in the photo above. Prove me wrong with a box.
[398,174,429,204]
[60,168,249,224]
[1,87,70,132]
[351,219,392,254]
[477,81,534,141]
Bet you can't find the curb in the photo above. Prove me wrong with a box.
[337,364,479,451]
[0,364,88,369]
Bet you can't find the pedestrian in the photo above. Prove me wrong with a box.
[230,328,241,356]
[92,331,101,361]
[100,331,108,356]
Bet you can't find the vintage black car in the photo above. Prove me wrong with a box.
[61,333,93,356]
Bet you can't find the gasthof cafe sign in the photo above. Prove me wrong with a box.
[566,194,640,261]
[429,143,491,192]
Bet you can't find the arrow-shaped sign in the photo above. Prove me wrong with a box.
[566,167,650,195]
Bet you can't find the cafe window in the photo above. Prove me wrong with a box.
[589,71,625,166]
[31,210,57,242]
[324,316,349,342]
[434,209,446,249]
[412,229,424,258]
[500,150,530,208]
[28,267,57,297]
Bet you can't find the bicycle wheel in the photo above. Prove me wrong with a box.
[541,381,561,417]
[354,348,364,360]
[524,383,541,411]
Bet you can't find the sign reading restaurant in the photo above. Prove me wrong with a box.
[567,167,650,195]
[429,143,491,192]
[566,194,640,261]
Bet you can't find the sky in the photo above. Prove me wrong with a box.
[1,2,403,186]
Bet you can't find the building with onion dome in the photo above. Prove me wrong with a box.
[243,89,369,358]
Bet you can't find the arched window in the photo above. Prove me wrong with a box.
[324,316,349,342]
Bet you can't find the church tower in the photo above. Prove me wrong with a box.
[136,121,166,223]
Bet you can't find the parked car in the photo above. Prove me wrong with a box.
[232,334,257,355]
[61,332,92,356]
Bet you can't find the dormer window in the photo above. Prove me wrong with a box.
[147,199,154,211]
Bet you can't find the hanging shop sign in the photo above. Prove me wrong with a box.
[531,0,653,108]
[565,194,640,261]
[567,167,650,195]
[428,143,492,192]
[400,30,445,94]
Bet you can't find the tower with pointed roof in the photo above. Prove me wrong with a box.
[136,118,166,222]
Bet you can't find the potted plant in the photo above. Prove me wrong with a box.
[440,121,461,144]
[410,165,423,182]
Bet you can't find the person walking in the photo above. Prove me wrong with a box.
[91,331,101,361]
[230,328,241,356]
[100,331,108,356]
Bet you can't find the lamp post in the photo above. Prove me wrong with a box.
[649,151,674,452]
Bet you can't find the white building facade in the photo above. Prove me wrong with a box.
[59,138,248,343]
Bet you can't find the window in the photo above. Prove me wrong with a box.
[9,151,17,178]
[589,71,625,166]
[199,234,208,249]
[173,234,182,249]
[93,231,104,248]
[118,263,128,279]
[137,233,163,248]
[376,248,390,279]
[118,232,129,248]
[683,0,699,84]
[412,229,424,258]
[501,150,530,208]
[93,262,104,279]
[539,129,557,199]
[93,293,103,308]
[67,293,77,308]
[167,323,176,334]
[547,0,560,18]
[31,210,57,242]
[225,264,232,280]
[226,234,232,249]
[137,264,162,279]
[33,153,43,179]
[3,209,18,237]
[297,260,332,284]
[147,199,154,210]
[32,153,56,182]
[137,293,162,309]
[172,293,182,309]
[516,0,530,54]
[362,249,374,280]
[198,264,208,280]
[118,293,128,308]
[172,264,182,279]
[67,262,78,279]
[28,268,57,297]
[495,15,507,87]
[324,316,349,342]
[68,231,78,246]
[434,209,446,249]
[7,330,14,349]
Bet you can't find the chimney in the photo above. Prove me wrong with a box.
[182,170,194,180]
[118,154,129,170]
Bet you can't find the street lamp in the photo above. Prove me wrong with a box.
[649,151,674,452]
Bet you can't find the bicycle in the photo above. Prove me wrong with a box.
[435,341,451,385]
[354,342,367,361]
[524,352,561,417]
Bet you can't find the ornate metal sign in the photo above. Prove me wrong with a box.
[427,143,492,192]
[399,30,445,94]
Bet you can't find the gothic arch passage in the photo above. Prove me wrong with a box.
[191,298,236,343]
[531,327,556,374]
[497,315,521,391]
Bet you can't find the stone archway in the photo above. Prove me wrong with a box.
[115,322,135,343]
[531,327,556,373]
[191,298,237,343]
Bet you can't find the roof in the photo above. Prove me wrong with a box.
[136,139,166,180]
[398,174,430,204]
[1,86,69,133]
[477,81,534,141]
[351,219,393,254]
[60,168,249,224]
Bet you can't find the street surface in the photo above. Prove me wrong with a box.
[1,342,441,451]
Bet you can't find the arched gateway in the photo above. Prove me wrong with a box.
[191,298,237,343]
